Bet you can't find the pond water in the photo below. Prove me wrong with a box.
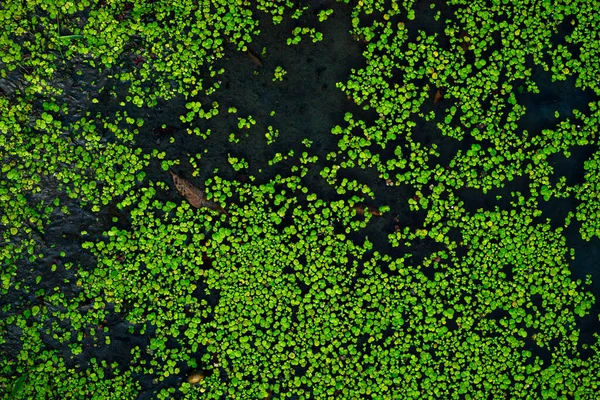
[2,0,600,397]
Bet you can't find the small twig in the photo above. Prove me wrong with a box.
[58,35,84,40]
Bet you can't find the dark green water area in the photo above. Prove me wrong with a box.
[2,0,600,398]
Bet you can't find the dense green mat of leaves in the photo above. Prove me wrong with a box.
[2,0,600,398]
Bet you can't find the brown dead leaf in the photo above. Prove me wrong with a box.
[459,33,470,52]
[169,170,206,208]
[353,206,382,216]
[368,208,382,216]
[169,170,229,215]
[434,89,443,104]
[247,49,263,68]
[353,206,365,216]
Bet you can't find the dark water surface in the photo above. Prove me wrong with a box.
[2,0,600,397]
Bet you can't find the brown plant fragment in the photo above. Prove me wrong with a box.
[247,49,263,68]
[353,205,382,216]
[459,32,470,52]
[433,88,443,104]
[169,170,229,215]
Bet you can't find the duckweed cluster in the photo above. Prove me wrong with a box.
[2,0,600,399]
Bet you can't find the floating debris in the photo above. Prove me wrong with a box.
[353,205,382,216]
[187,371,204,384]
[459,32,470,52]
[169,170,229,215]
[247,49,263,68]
[433,88,443,104]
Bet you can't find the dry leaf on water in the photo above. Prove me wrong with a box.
[247,49,263,68]
[169,170,229,215]
[353,206,382,216]
[459,33,470,52]
[433,89,443,104]
[169,170,206,208]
